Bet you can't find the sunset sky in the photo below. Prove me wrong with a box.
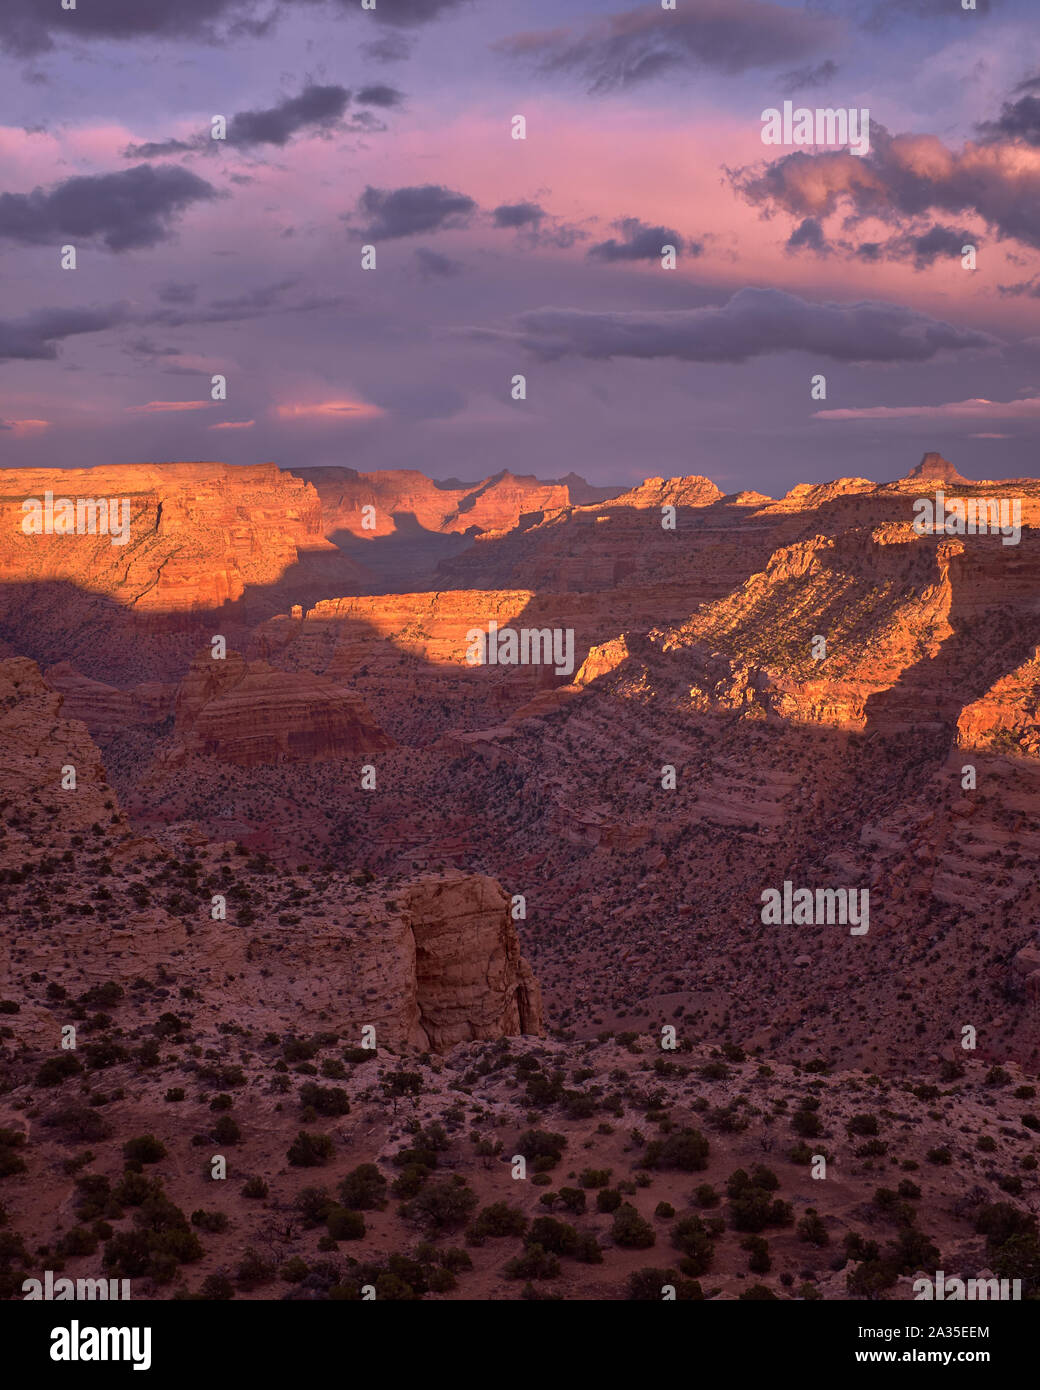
[1,0,1039,494]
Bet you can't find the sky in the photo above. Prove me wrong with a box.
[1,0,1039,495]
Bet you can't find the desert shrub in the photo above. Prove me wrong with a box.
[975,1203,1036,1247]
[198,1273,234,1299]
[211,1116,240,1146]
[42,1106,112,1144]
[280,1256,309,1283]
[56,1225,98,1257]
[468,1202,528,1242]
[298,1082,350,1117]
[727,1168,792,1234]
[504,1244,559,1280]
[35,1054,82,1087]
[797,1209,829,1246]
[792,1109,823,1138]
[326,1206,366,1241]
[402,1176,478,1232]
[578,1168,611,1189]
[287,1131,334,1167]
[846,1114,879,1137]
[190,1209,229,1234]
[557,1187,586,1215]
[514,1129,567,1169]
[671,1216,713,1275]
[338,1164,387,1210]
[612,1203,656,1249]
[640,1128,709,1172]
[526,1217,580,1257]
[743,1235,771,1273]
[992,1234,1040,1286]
[236,1248,275,1290]
[122,1135,166,1165]
[295,1187,335,1227]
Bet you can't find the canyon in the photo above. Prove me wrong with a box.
[1,451,1038,1302]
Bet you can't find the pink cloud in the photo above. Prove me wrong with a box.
[209,419,256,430]
[124,401,212,414]
[814,396,1040,421]
[275,400,384,420]
[0,418,50,435]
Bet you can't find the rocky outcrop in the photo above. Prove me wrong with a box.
[604,475,723,510]
[295,466,575,538]
[172,649,394,765]
[403,875,543,1047]
[45,662,174,734]
[957,650,1040,758]
[0,462,344,611]
[904,451,972,485]
[0,657,119,840]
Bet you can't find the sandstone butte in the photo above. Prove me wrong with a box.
[0,655,542,1053]
[171,648,394,766]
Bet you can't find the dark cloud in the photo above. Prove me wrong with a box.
[0,0,270,56]
[0,165,217,251]
[787,217,828,253]
[997,276,1040,297]
[121,337,183,361]
[230,84,351,146]
[864,0,994,29]
[492,202,545,229]
[356,84,404,108]
[125,85,357,162]
[733,123,1040,251]
[414,248,463,279]
[498,0,840,92]
[490,201,586,250]
[588,217,699,261]
[149,278,345,327]
[898,223,976,268]
[781,59,838,93]
[355,184,476,239]
[157,282,199,305]
[978,92,1040,146]
[0,305,128,361]
[460,288,997,365]
[790,217,973,268]
[124,138,197,159]
[1,0,466,55]
[854,225,975,268]
[362,0,469,28]
[360,33,413,63]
